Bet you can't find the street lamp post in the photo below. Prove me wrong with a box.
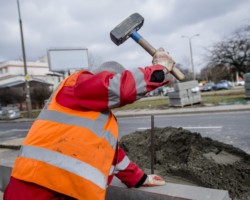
[181,34,199,80]
[17,0,32,118]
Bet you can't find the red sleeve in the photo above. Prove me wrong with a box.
[108,147,147,188]
[56,65,168,111]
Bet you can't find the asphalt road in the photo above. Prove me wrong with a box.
[0,111,249,153]
[117,111,250,154]
[0,121,33,142]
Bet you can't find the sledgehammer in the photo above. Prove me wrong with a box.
[110,13,185,81]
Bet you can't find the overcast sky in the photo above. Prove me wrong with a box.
[1,0,250,73]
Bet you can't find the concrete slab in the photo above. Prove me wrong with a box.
[106,177,231,200]
[244,73,250,82]
[168,81,201,107]
[245,83,250,89]
[174,81,199,91]
[0,159,13,192]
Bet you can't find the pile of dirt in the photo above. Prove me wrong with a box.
[119,127,250,200]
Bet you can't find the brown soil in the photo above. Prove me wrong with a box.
[119,127,250,200]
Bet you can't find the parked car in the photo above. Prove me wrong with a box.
[201,82,215,92]
[163,87,174,96]
[191,86,200,93]
[213,80,232,90]
[147,87,163,96]
[0,106,21,120]
[236,80,245,86]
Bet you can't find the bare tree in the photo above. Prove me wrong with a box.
[0,87,25,108]
[199,65,212,82]
[200,64,232,83]
[31,85,52,109]
[175,63,194,81]
[207,24,250,78]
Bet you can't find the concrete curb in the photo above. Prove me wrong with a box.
[0,118,34,124]
[106,182,231,200]
[0,138,23,150]
[0,144,20,150]
[114,103,250,117]
[1,103,250,123]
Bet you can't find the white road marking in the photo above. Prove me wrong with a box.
[137,127,150,130]
[137,126,222,130]
[0,129,29,134]
[183,126,222,129]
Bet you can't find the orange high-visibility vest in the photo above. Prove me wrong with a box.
[11,71,119,200]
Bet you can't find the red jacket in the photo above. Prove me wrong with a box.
[55,66,167,188]
[4,65,168,200]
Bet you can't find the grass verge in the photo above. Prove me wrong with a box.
[21,87,249,117]
[114,87,248,110]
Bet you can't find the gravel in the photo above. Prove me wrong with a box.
[119,127,250,200]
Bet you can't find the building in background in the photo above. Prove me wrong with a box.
[0,60,62,88]
[0,60,63,110]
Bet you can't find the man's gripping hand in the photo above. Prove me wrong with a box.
[152,47,175,74]
[142,174,166,187]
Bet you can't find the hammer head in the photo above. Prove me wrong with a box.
[110,13,144,46]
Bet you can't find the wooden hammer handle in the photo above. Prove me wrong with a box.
[138,38,185,81]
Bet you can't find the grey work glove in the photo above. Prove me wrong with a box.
[152,47,175,74]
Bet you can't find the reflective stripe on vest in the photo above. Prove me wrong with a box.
[37,109,117,150]
[19,145,107,189]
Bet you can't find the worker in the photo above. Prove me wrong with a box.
[4,48,177,200]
